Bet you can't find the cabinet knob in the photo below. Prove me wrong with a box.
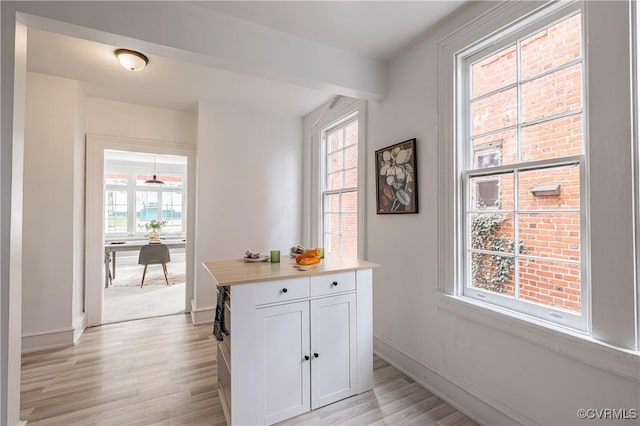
[304,355,310,361]
[313,353,319,358]
[282,288,288,293]
[332,281,338,286]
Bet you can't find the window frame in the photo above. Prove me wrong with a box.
[104,160,187,239]
[304,97,366,259]
[456,4,589,331]
[320,111,359,257]
[104,184,129,235]
[134,179,185,236]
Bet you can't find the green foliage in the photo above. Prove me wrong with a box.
[470,214,526,293]
[143,220,167,231]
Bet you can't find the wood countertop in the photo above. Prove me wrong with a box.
[203,255,379,286]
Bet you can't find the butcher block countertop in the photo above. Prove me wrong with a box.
[203,255,379,286]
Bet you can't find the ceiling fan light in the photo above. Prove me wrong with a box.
[115,49,149,71]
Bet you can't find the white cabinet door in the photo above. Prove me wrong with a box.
[260,301,311,425]
[310,293,357,409]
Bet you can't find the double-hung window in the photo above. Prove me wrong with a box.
[321,113,358,258]
[458,8,587,329]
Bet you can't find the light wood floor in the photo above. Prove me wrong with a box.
[21,314,478,426]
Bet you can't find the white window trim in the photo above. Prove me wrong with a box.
[304,97,366,259]
[320,112,358,256]
[437,0,639,371]
[458,4,588,331]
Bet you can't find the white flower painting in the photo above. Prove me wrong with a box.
[375,139,418,213]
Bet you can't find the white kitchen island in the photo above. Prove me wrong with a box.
[203,256,379,426]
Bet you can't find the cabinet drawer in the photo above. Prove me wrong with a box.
[310,271,356,297]
[255,277,310,306]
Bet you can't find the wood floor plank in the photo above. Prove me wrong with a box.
[21,313,478,426]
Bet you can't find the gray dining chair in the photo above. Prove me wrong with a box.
[138,243,171,287]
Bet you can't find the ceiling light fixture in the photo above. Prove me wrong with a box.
[144,155,165,186]
[115,48,149,71]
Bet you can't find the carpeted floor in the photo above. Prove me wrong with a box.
[103,252,186,324]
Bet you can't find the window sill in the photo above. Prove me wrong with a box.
[437,294,639,382]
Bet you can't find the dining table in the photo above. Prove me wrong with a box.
[104,239,186,288]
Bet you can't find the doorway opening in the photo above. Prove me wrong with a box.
[102,149,187,323]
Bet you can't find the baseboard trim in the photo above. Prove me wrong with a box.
[374,334,534,426]
[73,313,87,344]
[22,328,74,354]
[190,300,214,325]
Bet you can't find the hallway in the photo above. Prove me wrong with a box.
[21,314,223,425]
[20,314,478,425]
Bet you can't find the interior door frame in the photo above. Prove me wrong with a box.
[85,134,196,326]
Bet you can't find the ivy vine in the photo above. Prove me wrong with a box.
[470,214,527,293]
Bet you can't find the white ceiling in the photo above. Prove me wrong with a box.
[26,28,332,115]
[26,1,466,114]
[193,1,466,61]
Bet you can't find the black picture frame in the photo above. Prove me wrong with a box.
[375,138,418,214]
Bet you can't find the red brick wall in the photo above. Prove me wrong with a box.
[325,120,358,258]
[469,13,583,312]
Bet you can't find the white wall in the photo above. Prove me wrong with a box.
[193,102,303,317]
[366,2,639,425]
[87,98,197,144]
[22,72,85,347]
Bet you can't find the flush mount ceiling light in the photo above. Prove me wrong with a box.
[115,48,148,71]
[144,155,165,186]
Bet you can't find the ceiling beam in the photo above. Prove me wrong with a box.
[6,1,387,100]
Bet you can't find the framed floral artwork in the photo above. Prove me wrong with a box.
[375,138,418,214]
